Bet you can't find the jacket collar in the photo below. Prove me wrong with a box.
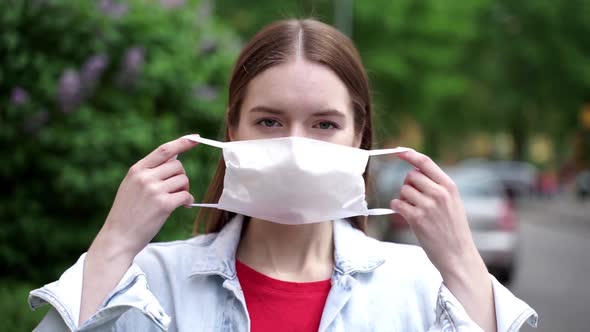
[188,214,386,279]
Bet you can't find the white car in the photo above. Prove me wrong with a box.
[459,159,538,200]
[371,164,519,284]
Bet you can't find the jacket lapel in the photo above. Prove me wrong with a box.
[318,219,387,331]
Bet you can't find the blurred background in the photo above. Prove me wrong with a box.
[1,0,588,330]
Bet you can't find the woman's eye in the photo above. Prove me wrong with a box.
[315,121,338,130]
[257,119,281,127]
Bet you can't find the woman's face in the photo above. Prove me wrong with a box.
[230,59,361,148]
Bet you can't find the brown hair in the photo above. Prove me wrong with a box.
[193,18,373,234]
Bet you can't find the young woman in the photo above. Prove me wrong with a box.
[30,19,537,332]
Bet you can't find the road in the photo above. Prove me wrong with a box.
[510,196,590,331]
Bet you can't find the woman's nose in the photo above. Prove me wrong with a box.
[288,125,308,139]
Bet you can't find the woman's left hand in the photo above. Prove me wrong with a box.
[391,149,497,332]
[390,150,486,280]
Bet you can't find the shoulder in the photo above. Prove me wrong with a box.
[133,232,219,277]
[334,219,441,287]
[349,238,444,329]
[376,240,436,273]
[364,238,443,295]
[340,236,443,327]
[131,215,245,282]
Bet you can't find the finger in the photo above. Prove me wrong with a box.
[138,136,199,169]
[168,191,194,208]
[405,169,442,196]
[397,150,452,187]
[390,212,407,226]
[390,199,415,222]
[399,184,428,207]
[161,173,189,193]
[153,159,185,180]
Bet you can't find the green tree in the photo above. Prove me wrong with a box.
[465,0,590,159]
[214,0,590,161]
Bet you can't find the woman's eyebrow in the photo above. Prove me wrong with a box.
[312,110,345,117]
[249,106,284,115]
[249,106,345,117]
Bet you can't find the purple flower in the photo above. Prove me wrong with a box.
[58,69,82,113]
[81,54,109,96]
[98,0,128,19]
[11,87,29,105]
[160,0,185,8]
[117,46,145,87]
[125,47,144,72]
[24,110,49,133]
[193,84,219,101]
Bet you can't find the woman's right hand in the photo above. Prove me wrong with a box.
[94,136,199,260]
[79,136,199,326]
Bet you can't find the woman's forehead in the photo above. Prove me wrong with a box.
[241,60,352,116]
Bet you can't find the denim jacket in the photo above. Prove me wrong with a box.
[29,215,538,331]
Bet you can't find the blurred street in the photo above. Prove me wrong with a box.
[368,193,590,331]
[511,195,590,331]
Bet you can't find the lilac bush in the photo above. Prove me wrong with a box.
[98,0,128,18]
[116,46,144,88]
[161,0,186,8]
[10,87,29,105]
[57,69,82,113]
[0,0,239,306]
[81,54,110,97]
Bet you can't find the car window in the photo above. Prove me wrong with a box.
[454,178,502,198]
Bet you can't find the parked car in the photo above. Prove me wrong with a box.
[372,165,519,284]
[576,170,590,200]
[458,159,538,201]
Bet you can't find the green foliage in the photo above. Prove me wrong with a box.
[468,0,590,134]
[358,0,590,157]
[218,0,590,159]
[1,281,49,332]
[0,0,238,286]
[355,0,489,153]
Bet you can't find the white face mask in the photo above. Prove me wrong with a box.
[184,135,411,225]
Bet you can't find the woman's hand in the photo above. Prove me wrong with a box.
[95,136,199,259]
[80,136,199,326]
[390,150,497,331]
[390,150,481,277]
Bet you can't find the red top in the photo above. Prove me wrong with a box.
[236,260,332,332]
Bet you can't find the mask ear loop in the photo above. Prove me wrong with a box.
[182,134,227,148]
[367,208,396,215]
[367,147,413,156]
[182,135,225,209]
[365,146,414,215]
[190,203,220,208]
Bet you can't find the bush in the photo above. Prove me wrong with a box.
[1,281,50,332]
[0,0,239,289]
